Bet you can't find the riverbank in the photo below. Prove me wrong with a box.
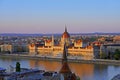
[0,54,120,65]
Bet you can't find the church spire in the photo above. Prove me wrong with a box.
[59,42,71,74]
[65,25,67,32]
[52,35,54,47]
[62,42,67,63]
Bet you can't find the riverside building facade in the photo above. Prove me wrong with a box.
[29,28,100,60]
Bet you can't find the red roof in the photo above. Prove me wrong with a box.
[62,32,70,38]
[45,40,52,43]
[59,62,71,74]
[61,27,70,38]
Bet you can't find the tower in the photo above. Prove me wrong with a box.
[59,43,77,80]
[61,27,70,46]
[52,35,54,47]
[29,43,36,54]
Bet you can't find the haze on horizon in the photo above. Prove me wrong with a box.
[0,0,120,34]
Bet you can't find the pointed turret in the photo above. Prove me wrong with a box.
[52,35,54,47]
[59,43,77,80]
[62,26,70,39]
[62,42,67,63]
[59,42,71,74]
[65,25,67,32]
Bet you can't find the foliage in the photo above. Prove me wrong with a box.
[16,62,21,72]
[77,78,80,80]
[100,52,107,59]
[114,49,120,60]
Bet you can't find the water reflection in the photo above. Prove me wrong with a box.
[28,59,120,80]
[29,60,61,71]
[29,59,95,79]
[0,57,120,80]
[69,63,94,77]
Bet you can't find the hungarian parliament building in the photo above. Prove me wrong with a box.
[29,28,100,60]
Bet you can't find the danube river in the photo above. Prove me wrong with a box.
[0,57,120,80]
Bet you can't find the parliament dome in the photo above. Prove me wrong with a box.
[62,27,70,38]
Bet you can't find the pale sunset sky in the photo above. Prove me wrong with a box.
[0,0,120,33]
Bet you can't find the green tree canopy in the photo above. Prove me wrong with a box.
[16,62,21,72]
[114,49,120,60]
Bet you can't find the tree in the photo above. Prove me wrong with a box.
[77,77,80,80]
[114,54,120,60]
[16,62,21,72]
[100,52,107,59]
[114,49,120,60]
[108,52,111,59]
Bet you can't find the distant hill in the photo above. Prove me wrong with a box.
[0,33,120,37]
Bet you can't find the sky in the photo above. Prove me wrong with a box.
[0,0,120,33]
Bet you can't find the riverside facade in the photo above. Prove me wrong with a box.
[29,28,100,60]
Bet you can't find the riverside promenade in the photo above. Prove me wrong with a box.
[0,54,120,66]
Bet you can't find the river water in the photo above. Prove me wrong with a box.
[0,57,120,80]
